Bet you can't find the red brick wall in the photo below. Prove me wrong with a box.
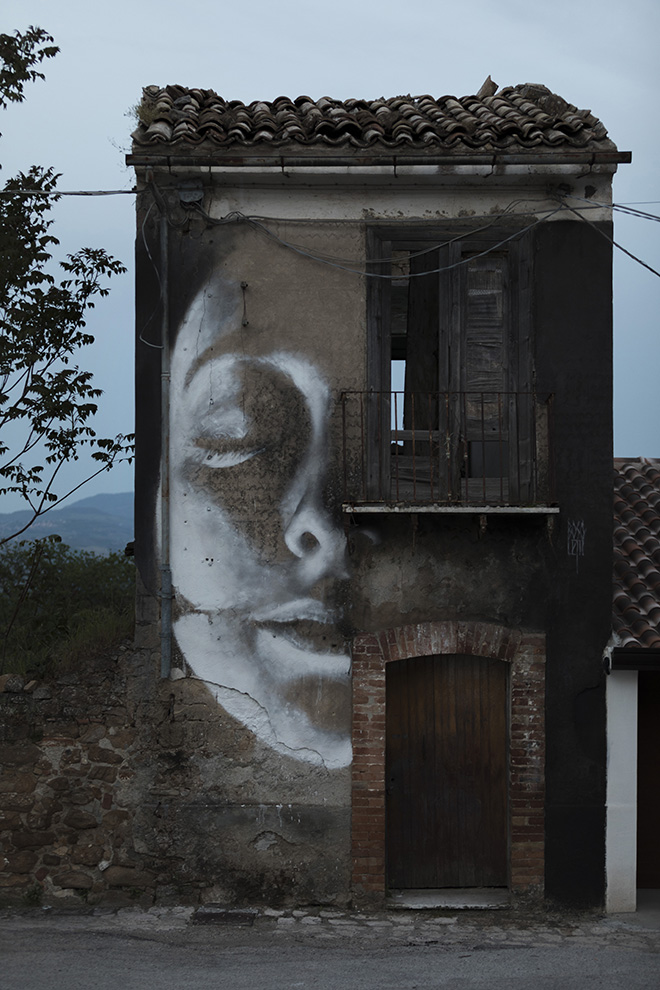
[351,621,546,904]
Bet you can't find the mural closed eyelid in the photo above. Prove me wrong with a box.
[186,386,270,470]
[194,445,268,469]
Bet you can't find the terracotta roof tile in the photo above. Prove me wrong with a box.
[132,83,616,156]
[613,459,660,649]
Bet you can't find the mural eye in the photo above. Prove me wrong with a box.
[189,404,268,468]
[192,438,267,469]
[204,447,266,468]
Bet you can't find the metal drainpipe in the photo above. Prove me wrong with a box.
[159,209,172,679]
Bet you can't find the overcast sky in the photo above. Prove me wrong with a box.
[2,0,659,513]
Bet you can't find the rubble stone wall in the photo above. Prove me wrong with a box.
[0,641,350,909]
[0,645,145,908]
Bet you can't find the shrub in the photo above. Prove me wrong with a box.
[0,536,134,676]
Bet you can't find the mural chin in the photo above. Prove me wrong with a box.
[168,287,351,769]
[174,612,352,768]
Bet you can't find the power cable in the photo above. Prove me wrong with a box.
[0,188,136,196]
[562,193,660,224]
[185,202,567,279]
[557,198,660,279]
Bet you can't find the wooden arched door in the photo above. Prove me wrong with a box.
[386,653,508,888]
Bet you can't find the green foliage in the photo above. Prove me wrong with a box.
[0,28,133,543]
[0,26,58,111]
[0,536,134,676]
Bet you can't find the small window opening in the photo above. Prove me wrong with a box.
[390,251,410,438]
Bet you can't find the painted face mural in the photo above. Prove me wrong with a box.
[169,284,351,769]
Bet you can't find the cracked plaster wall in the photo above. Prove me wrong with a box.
[133,214,366,904]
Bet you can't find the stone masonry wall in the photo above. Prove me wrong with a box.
[0,644,146,908]
[0,640,350,909]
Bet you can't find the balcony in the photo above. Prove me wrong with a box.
[340,390,556,511]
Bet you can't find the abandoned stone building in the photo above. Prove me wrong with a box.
[124,80,632,910]
[0,81,636,911]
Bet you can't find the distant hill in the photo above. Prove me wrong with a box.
[0,492,133,555]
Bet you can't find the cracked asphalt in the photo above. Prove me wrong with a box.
[1,904,659,989]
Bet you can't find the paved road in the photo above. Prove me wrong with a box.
[1,906,659,989]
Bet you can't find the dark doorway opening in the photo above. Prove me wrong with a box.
[637,671,660,888]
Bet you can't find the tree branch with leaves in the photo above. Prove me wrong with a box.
[0,27,133,545]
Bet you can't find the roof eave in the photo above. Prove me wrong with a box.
[126,148,631,169]
[611,646,660,671]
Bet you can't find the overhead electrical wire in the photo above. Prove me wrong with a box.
[558,192,660,224]
[0,185,658,210]
[185,196,563,268]
[182,200,567,279]
[2,180,657,281]
[555,196,660,279]
[198,201,660,281]
[0,188,136,196]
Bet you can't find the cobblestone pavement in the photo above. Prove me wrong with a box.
[2,904,659,990]
[2,902,659,951]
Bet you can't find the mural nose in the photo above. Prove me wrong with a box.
[284,502,347,584]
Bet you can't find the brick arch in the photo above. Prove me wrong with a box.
[359,620,523,666]
[350,620,545,905]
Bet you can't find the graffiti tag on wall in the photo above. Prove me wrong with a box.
[567,518,586,573]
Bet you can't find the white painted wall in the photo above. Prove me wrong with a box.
[606,670,638,913]
[203,175,614,224]
[157,163,616,224]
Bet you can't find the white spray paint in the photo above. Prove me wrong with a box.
[168,283,352,769]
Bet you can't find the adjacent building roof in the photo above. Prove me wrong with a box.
[613,458,660,650]
[130,82,622,162]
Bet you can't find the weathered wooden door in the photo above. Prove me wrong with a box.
[386,653,508,888]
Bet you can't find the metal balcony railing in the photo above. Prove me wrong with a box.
[340,390,555,507]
